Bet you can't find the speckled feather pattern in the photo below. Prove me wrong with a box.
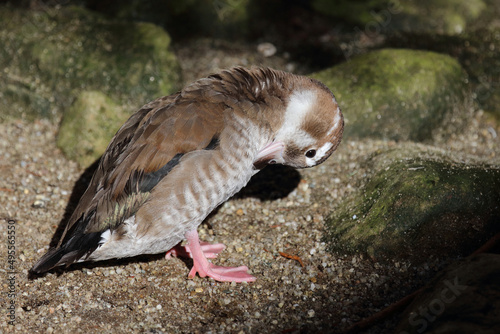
[90,114,272,261]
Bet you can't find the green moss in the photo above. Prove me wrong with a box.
[84,0,251,39]
[396,0,486,34]
[57,91,130,167]
[311,49,468,141]
[313,0,486,34]
[312,0,389,26]
[384,25,500,122]
[325,144,500,262]
[0,5,181,121]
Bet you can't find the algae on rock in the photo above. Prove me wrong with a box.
[325,144,500,263]
[312,0,486,35]
[0,5,181,121]
[57,91,130,167]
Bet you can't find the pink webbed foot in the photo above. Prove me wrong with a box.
[187,262,255,283]
[166,229,256,283]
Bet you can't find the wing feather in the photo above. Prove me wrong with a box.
[58,89,225,243]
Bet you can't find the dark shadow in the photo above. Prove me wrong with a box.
[30,157,301,279]
[47,157,101,249]
[235,164,301,201]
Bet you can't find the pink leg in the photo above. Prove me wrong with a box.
[165,242,225,259]
[166,229,256,283]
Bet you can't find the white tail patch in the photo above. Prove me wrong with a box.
[99,229,111,245]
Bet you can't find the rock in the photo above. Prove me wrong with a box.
[386,28,500,122]
[396,254,500,333]
[0,5,181,121]
[312,0,486,35]
[257,42,277,57]
[311,49,469,141]
[324,144,500,263]
[57,91,128,167]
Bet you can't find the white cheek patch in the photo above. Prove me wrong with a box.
[294,130,317,148]
[316,141,334,158]
[305,157,316,167]
[305,141,334,167]
[276,90,316,142]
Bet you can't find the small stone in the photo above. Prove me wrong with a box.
[257,42,277,57]
[307,309,315,318]
[32,200,45,208]
[195,287,203,293]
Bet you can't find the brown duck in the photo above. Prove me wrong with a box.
[31,67,344,282]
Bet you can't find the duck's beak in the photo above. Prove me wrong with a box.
[253,141,285,169]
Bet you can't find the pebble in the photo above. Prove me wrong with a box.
[257,42,277,57]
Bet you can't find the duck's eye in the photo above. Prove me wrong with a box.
[305,149,316,158]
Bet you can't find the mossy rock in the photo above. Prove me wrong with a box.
[57,91,129,167]
[325,144,500,263]
[385,28,500,122]
[0,4,181,121]
[312,0,486,35]
[311,49,468,141]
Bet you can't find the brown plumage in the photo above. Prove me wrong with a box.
[31,67,343,282]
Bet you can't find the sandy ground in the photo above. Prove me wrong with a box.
[1,40,499,333]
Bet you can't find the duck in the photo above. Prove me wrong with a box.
[31,67,344,282]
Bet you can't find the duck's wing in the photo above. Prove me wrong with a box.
[31,86,227,273]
